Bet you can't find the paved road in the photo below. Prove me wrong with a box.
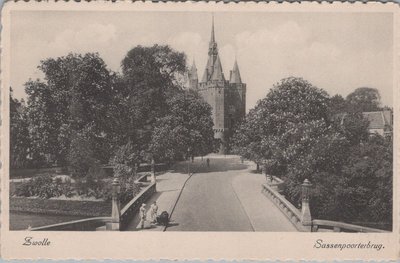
[167,156,254,231]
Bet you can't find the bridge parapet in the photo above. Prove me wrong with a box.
[119,181,156,230]
[262,182,309,232]
[30,174,156,231]
[311,219,389,233]
[262,176,389,233]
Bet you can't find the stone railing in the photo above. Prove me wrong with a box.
[30,217,112,231]
[30,177,156,231]
[266,175,285,194]
[119,182,156,230]
[261,174,389,233]
[134,173,152,187]
[312,219,390,233]
[262,182,310,232]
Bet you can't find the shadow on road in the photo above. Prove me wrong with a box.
[169,156,248,174]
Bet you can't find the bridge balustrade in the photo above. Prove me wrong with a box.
[30,173,156,231]
[311,219,389,233]
[262,175,389,233]
[262,180,310,232]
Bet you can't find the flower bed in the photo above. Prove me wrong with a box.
[12,174,143,204]
[10,173,148,218]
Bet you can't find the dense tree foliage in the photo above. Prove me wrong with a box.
[13,45,217,177]
[149,90,216,162]
[24,53,114,174]
[10,88,30,168]
[232,77,392,228]
[346,87,381,112]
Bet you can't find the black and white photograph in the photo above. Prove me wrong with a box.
[1,2,399,260]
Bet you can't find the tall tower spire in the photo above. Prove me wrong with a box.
[202,15,224,83]
[210,14,215,43]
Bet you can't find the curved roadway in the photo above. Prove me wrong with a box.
[166,155,296,232]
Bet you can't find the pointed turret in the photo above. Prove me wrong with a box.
[229,59,242,84]
[189,59,198,80]
[211,55,225,81]
[188,59,198,90]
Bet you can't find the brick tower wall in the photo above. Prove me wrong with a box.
[223,83,246,152]
[198,82,226,154]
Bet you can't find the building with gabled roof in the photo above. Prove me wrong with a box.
[362,110,393,137]
[188,17,246,154]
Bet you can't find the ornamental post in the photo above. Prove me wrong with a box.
[107,177,121,230]
[151,158,156,183]
[301,179,312,228]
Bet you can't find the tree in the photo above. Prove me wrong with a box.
[67,128,97,178]
[231,77,392,228]
[149,90,216,162]
[25,53,114,167]
[329,94,348,115]
[323,135,392,228]
[232,77,330,175]
[25,80,60,166]
[108,45,188,160]
[120,45,186,129]
[110,141,143,179]
[10,87,30,168]
[231,107,265,168]
[346,87,381,112]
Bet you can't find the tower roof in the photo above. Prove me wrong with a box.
[201,15,226,83]
[229,59,242,84]
[211,55,225,81]
[189,59,198,80]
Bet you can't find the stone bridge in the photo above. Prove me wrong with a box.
[30,155,388,233]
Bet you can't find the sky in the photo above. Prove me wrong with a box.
[10,11,394,111]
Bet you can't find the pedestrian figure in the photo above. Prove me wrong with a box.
[150,201,158,223]
[206,158,210,167]
[139,203,147,229]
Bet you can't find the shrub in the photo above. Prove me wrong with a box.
[67,130,97,178]
[14,173,142,204]
[15,174,62,199]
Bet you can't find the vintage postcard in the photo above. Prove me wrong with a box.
[1,1,399,260]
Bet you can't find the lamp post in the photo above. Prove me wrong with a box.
[301,179,312,228]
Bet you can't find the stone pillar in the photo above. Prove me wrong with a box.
[301,179,312,228]
[107,177,121,231]
[151,158,156,183]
